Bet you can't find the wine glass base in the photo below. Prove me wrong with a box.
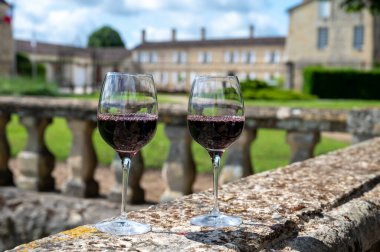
[95,217,151,236]
[190,213,242,228]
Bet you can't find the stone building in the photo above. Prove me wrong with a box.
[133,27,286,92]
[285,0,380,90]
[16,40,131,93]
[0,0,13,76]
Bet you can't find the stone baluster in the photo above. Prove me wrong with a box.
[63,119,99,198]
[286,131,320,164]
[220,128,257,184]
[348,110,380,144]
[108,152,145,204]
[15,116,55,191]
[0,114,13,186]
[161,123,196,202]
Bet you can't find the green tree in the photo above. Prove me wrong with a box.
[88,26,125,48]
[341,0,380,14]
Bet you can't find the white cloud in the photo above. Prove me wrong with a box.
[11,0,302,48]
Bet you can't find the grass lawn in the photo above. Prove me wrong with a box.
[7,115,349,174]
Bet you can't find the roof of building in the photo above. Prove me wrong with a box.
[16,40,130,63]
[287,0,314,13]
[133,36,286,50]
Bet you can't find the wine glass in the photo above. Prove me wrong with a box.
[188,75,245,227]
[95,72,158,235]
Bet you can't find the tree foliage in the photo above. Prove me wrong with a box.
[87,26,125,48]
[341,0,380,14]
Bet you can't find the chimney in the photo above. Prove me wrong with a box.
[201,27,206,41]
[171,28,176,41]
[249,25,254,38]
[141,29,146,43]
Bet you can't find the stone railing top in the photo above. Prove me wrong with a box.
[0,96,354,129]
[1,95,380,133]
[10,138,380,251]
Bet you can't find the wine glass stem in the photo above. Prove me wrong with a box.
[211,153,221,215]
[121,157,131,218]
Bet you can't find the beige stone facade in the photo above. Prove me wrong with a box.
[0,1,13,76]
[285,0,380,90]
[16,41,131,94]
[132,28,286,92]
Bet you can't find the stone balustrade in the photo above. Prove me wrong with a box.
[0,96,379,203]
[9,137,380,251]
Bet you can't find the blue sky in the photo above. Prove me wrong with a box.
[9,0,302,48]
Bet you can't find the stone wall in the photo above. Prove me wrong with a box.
[9,138,380,251]
[0,3,14,76]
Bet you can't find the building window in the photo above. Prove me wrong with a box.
[353,25,364,50]
[224,51,240,64]
[265,51,278,64]
[171,72,178,84]
[243,51,256,64]
[248,72,256,80]
[319,0,331,19]
[148,51,158,64]
[224,51,231,63]
[172,51,187,64]
[180,51,188,64]
[179,71,186,85]
[317,27,328,49]
[132,51,139,62]
[274,51,281,63]
[199,51,212,64]
[161,72,168,85]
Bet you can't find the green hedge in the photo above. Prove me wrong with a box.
[17,53,46,78]
[0,76,58,96]
[303,67,380,99]
[241,79,316,100]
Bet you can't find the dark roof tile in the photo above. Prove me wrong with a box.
[134,37,286,50]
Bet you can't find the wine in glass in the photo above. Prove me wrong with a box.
[188,75,245,227]
[95,73,158,235]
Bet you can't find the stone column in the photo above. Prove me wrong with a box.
[63,119,99,198]
[0,114,13,186]
[108,152,145,204]
[286,131,320,164]
[16,116,55,191]
[161,124,196,202]
[348,110,380,144]
[220,128,256,184]
[284,61,295,90]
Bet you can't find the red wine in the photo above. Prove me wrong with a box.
[98,113,157,157]
[187,115,244,151]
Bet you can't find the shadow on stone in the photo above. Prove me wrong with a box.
[274,236,331,252]
[185,229,260,251]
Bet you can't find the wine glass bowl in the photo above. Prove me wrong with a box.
[95,73,157,235]
[188,75,245,227]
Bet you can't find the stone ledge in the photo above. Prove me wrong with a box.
[8,138,380,251]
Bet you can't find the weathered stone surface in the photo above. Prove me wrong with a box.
[270,185,380,252]
[10,138,380,251]
[0,187,121,251]
[0,97,349,132]
[15,116,55,191]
